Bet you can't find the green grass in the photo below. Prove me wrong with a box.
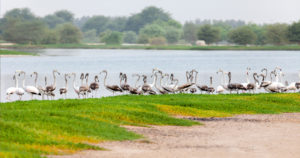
[1,93,300,157]
[2,44,300,50]
[0,49,35,55]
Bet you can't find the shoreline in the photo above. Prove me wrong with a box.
[1,44,300,51]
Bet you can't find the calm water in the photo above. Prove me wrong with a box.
[1,49,300,102]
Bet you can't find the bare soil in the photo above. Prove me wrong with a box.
[51,113,300,158]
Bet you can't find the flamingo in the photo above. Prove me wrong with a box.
[176,71,194,92]
[246,73,260,93]
[79,73,90,98]
[129,74,143,95]
[45,70,60,99]
[141,75,156,95]
[227,72,246,94]
[6,74,17,101]
[89,75,100,98]
[192,70,208,94]
[15,71,25,100]
[119,73,131,93]
[206,76,215,94]
[216,69,227,94]
[37,75,48,100]
[59,73,71,99]
[154,71,168,94]
[72,73,81,98]
[100,70,122,95]
[19,71,41,100]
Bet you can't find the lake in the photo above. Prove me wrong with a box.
[1,49,300,102]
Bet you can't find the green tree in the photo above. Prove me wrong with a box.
[265,23,288,45]
[247,24,266,45]
[82,29,98,43]
[197,24,220,44]
[183,22,198,44]
[288,21,300,44]
[137,34,149,44]
[228,26,257,45]
[165,27,180,44]
[100,30,123,45]
[3,8,36,21]
[3,19,46,44]
[123,31,137,43]
[56,23,82,44]
[139,24,166,39]
[41,30,59,44]
[82,16,109,34]
[54,10,74,22]
[43,15,65,28]
[125,6,171,32]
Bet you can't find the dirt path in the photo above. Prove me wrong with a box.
[52,113,300,158]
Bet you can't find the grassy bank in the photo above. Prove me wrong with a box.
[0,49,35,56]
[2,44,300,50]
[1,93,300,157]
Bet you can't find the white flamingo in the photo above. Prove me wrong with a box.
[72,73,81,98]
[15,71,25,100]
[6,74,17,101]
[19,71,41,100]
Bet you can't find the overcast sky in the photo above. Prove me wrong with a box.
[1,0,300,24]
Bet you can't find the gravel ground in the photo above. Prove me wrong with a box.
[51,113,300,158]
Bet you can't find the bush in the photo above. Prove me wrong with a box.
[197,24,220,44]
[149,37,166,45]
[123,31,137,43]
[228,26,257,45]
[100,30,123,45]
[56,23,82,44]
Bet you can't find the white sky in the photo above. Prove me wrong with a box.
[1,0,300,24]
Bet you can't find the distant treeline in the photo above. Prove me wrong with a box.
[0,6,300,46]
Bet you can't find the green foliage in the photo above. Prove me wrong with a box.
[54,10,74,22]
[149,36,167,45]
[43,15,65,29]
[82,29,98,43]
[265,23,289,45]
[125,6,171,33]
[228,26,257,45]
[165,27,181,44]
[82,16,109,34]
[100,30,123,45]
[288,21,300,44]
[3,20,46,44]
[0,49,34,55]
[56,23,82,44]
[3,8,36,21]
[137,34,149,44]
[247,24,267,45]
[183,22,198,44]
[139,24,166,43]
[197,24,220,44]
[123,31,137,43]
[41,30,59,44]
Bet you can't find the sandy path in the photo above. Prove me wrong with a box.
[52,113,300,158]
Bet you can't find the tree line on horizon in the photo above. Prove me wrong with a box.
[0,6,300,46]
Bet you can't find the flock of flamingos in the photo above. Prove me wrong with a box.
[5,67,300,101]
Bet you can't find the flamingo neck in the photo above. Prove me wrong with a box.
[150,74,157,87]
[53,71,57,89]
[103,72,107,86]
[73,74,77,89]
[34,74,38,87]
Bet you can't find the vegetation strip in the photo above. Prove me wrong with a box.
[0,93,300,158]
[0,49,35,56]
[2,44,300,50]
